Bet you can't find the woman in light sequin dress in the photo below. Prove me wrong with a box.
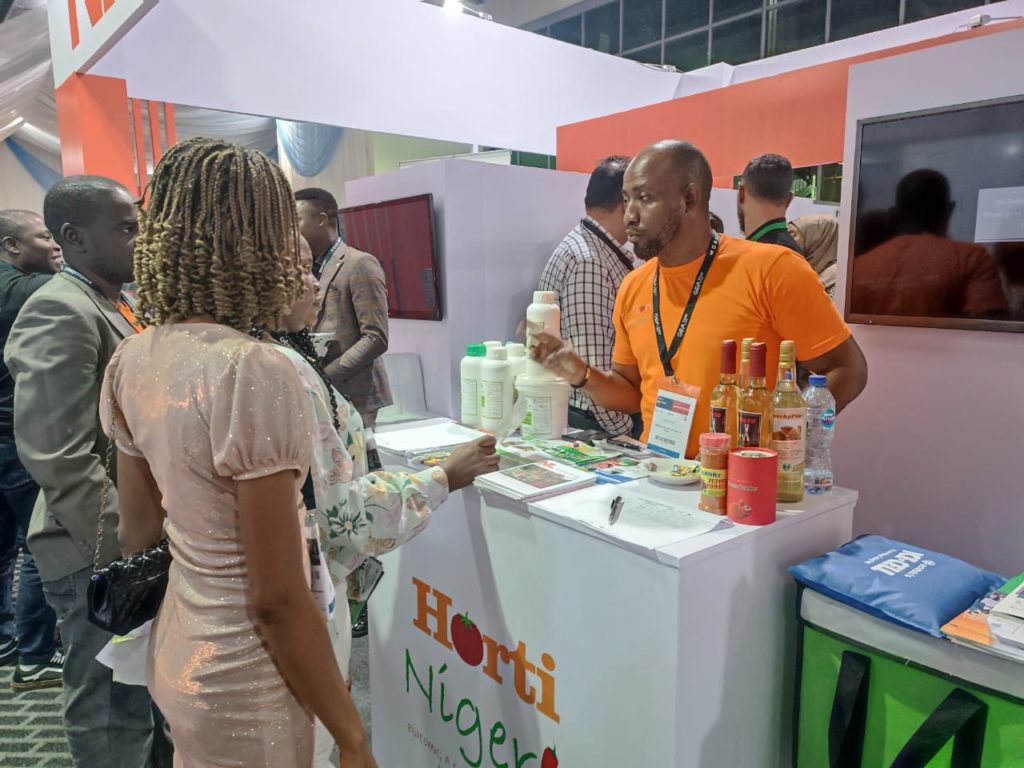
[265,238,499,768]
[100,139,375,768]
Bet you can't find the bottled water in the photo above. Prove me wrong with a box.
[803,375,835,495]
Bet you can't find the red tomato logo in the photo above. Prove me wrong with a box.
[541,746,558,768]
[450,613,484,667]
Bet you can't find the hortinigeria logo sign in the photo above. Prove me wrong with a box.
[867,549,937,578]
[406,577,561,768]
[68,0,116,49]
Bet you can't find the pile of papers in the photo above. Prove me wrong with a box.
[942,572,1024,662]
[474,460,596,502]
[537,486,731,551]
[375,421,487,459]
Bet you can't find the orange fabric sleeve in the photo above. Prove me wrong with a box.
[611,274,639,367]
[763,250,851,361]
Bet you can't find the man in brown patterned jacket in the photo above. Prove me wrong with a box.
[295,188,392,467]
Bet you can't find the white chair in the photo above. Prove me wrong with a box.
[377,353,434,425]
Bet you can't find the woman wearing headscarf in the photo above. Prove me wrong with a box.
[788,214,839,299]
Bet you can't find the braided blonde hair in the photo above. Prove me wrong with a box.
[135,137,301,331]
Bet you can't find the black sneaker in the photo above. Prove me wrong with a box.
[0,637,16,667]
[352,605,369,638]
[11,649,64,692]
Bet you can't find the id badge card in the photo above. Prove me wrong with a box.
[306,522,337,620]
[647,378,700,459]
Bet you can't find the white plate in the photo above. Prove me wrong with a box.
[644,458,701,486]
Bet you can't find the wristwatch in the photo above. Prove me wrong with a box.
[571,365,591,390]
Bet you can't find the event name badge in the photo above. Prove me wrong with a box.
[647,378,701,459]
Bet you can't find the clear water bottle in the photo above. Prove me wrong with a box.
[803,374,836,495]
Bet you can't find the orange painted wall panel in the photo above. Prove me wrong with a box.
[557,21,1024,183]
[55,73,135,191]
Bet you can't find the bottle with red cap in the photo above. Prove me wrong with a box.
[710,339,739,448]
[738,342,772,448]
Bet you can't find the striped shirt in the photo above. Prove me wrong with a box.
[538,217,634,435]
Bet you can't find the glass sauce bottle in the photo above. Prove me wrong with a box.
[772,340,806,503]
[738,342,772,449]
[709,339,739,448]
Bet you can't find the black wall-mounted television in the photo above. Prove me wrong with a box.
[341,193,442,321]
[846,96,1024,333]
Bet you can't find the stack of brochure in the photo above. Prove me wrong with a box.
[474,460,596,502]
[375,421,487,459]
[942,572,1024,663]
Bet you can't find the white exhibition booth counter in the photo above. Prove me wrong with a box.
[370,421,857,768]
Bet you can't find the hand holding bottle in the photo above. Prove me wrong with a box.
[528,332,588,386]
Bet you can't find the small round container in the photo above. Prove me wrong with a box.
[698,433,731,514]
[726,448,779,525]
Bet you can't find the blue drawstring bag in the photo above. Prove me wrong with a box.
[789,535,1005,637]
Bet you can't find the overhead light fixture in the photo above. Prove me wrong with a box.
[430,0,494,21]
[958,13,1021,29]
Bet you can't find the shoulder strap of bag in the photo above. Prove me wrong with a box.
[92,399,117,572]
[828,650,871,768]
[890,688,988,768]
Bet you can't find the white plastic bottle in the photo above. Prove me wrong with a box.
[460,344,487,427]
[505,343,527,394]
[525,291,560,357]
[482,341,503,350]
[803,374,836,494]
[480,347,513,433]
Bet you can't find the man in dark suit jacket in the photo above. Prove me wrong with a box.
[5,177,157,768]
[295,188,392,434]
[0,210,63,691]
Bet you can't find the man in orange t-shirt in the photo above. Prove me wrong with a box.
[531,140,868,459]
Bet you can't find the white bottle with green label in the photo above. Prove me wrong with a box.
[480,347,513,433]
[460,344,487,427]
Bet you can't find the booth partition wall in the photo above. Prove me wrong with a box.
[531,0,997,69]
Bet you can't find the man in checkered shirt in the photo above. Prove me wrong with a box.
[538,156,640,437]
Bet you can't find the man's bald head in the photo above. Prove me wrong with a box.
[633,140,713,208]
[623,140,716,265]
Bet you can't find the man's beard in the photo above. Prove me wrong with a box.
[634,217,680,261]
[737,206,746,234]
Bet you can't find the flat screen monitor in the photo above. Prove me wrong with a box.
[340,193,442,321]
[847,96,1024,332]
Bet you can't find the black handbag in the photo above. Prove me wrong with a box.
[87,538,172,636]
[86,405,172,635]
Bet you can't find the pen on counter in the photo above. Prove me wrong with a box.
[608,495,624,526]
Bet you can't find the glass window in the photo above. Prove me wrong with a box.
[623,42,663,65]
[585,3,621,54]
[829,0,900,42]
[665,31,710,71]
[713,0,763,22]
[666,0,711,37]
[623,0,663,50]
[711,12,762,64]
[818,163,843,204]
[905,0,980,22]
[766,0,826,57]
[549,15,583,45]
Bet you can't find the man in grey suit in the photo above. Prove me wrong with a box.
[5,177,156,767]
[295,188,392,457]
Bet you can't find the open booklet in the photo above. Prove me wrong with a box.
[474,460,596,502]
[533,486,733,552]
